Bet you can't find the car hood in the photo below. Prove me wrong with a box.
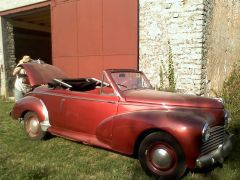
[21,63,68,86]
[123,89,223,109]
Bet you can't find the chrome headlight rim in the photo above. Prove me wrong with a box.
[202,123,210,142]
[224,110,231,129]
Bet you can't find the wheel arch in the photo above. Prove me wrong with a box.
[20,110,30,119]
[11,96,50,131]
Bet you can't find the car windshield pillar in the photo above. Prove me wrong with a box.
[100,72,116,97]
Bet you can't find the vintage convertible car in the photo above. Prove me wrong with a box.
[11,63,233,179]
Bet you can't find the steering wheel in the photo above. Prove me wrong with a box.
[116,83,127,89]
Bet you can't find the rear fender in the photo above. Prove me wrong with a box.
[11,96,50,131]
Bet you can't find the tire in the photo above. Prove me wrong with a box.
[138,131,186,180]
[24,111,47,140]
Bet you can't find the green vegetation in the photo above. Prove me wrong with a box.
[221,63,240,133]
[1,72,240,180]
[167,40,176,91]
[159,64,164,90]
[158,40,176,92]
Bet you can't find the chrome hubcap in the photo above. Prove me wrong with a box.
[29,118,39,134]
[151,148,172,169]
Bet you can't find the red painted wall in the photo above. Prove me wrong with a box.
[51,0,138,78]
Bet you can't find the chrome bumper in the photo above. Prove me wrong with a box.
[196,134,233,168]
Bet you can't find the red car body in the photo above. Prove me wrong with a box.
[11,63,233,179]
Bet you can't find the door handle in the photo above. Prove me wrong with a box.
[106,101,116,104]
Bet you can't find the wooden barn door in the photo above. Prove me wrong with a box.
[51,0,138,78]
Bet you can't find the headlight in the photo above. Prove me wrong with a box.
[214,97,224,104]
[224,110,231,129]
[202,123,210,142]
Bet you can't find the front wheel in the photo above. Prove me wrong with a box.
[24,111,47,140]
[138,131,186,179]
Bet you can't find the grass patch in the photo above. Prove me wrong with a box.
[0,100,148,179]
[0,95,240,179]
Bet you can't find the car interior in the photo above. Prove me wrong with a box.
[48,78,114,95]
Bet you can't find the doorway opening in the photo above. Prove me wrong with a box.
[6,6,51,64]
[2,5,51,97]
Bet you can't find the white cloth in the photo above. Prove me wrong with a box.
[14,69,31,94]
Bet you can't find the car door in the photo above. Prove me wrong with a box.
[61,91,119,135]
[38,89,68,129]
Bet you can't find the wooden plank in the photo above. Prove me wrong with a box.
[0,1,50,16]
[10,19,50,32]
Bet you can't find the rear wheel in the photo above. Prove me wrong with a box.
[24,112,47,140]
[138,131,186,179]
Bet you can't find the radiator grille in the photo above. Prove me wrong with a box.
[200,126,225,156]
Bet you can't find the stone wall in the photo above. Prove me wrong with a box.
[206,0,240,95]
[202,0,213,95]
[0,17,6,96]
[1,18,16,97]
[139,0,210,95]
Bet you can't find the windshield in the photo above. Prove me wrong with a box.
[111,71,152,91]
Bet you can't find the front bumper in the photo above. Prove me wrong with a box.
[196,134,233,168]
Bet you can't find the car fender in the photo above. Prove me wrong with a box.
[97,109,210,168]
[11,96,50,131]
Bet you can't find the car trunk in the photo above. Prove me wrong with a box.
[21,63,68,87]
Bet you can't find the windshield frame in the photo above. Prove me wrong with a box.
[104,69,153,97]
